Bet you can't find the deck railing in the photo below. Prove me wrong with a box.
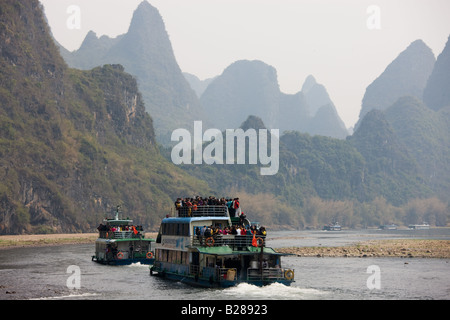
[191,234,265,249]
[247,268,285,281]
[98,231,144,239]
[177,205,229,217]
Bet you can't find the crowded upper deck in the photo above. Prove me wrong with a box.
[171,196,267,248]
[175,196,241,217]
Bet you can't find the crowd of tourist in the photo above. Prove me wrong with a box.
[97,223,143,236]
[174,196,268,245]
[174,196,241,216]
[195,224,266,238]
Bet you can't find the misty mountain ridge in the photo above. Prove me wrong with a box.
[354,36,450,199]
[183,35,450,221]
[183,72,217,98]
[55,0,450,206]
[423,35,450,111]
[357,39,436,126]
[59,1,348,141]
[198,59,349,139]
[58,1,206,145]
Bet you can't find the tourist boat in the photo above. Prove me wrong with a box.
[408,223,430,230]
[323,222,341,231]
[149,198,295,288]
[379,224,398,230]
[92,206,155,265]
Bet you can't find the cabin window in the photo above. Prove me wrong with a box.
[156,249,189,265]
[162,222,190,236]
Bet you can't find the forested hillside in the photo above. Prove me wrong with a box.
[0,0,208,234]
[173,114,446,229]
[0,1,448,234]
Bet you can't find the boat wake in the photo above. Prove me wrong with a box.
[30,292,101,300]
[126,262,148,268]
[220,282,328,300]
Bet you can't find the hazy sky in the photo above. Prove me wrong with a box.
[40,0,450,128]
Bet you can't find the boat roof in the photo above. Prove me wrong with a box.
[103,218,133,225]
[192,246,290,256]
[162,217,230,224]
[96,238,154,243]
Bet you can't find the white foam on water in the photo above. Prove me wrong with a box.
[30,292,101,300]
[127,262,148,268]
[221,282,328,300]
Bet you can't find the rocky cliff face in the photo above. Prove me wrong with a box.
[0,0,207,234]
[59,1,205,144]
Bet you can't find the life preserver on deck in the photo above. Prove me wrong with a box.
[206,237,215,247]
[146,252,154,259]
[116,251,124,260]
[284,269,294,280]
[256,237,264,247]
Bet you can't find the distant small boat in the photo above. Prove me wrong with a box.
[380,224,398,230]
[408,223,430,230]
[323,223,341,231]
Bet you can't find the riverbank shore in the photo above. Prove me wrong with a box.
[277,239,450,259]
[2,233,449,258]
[0,233,158,249]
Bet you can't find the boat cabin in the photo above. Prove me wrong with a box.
[93,207,154,265]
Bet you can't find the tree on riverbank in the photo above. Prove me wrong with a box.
[238,193,449,229]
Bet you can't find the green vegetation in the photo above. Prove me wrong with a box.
[0,1,448,234]
[173,116,448,229]
[0,0,209,234]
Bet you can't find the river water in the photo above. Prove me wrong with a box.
[0,228,449,301]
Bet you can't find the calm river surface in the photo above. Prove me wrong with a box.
[1,228,449,301]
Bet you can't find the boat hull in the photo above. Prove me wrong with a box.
[150,268,293,288]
